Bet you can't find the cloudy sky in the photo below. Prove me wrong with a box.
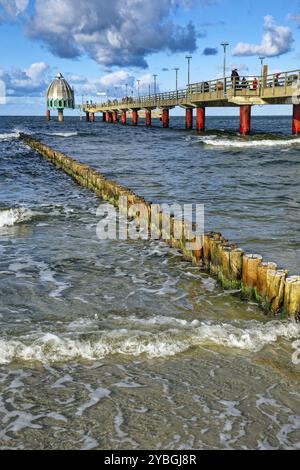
[0,0,300,115]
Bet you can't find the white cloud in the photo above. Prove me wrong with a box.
[24,0,197,68]
[1,62,50,96]
[233,15,294,57]
[0,0,29,17]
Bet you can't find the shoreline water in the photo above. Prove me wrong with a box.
[0,116,299,449]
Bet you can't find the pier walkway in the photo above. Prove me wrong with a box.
[82,69,300,135]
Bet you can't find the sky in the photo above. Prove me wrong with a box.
[0,0,300,116]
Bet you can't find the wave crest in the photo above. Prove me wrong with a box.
[0,207,34,228]
[199,136,300,148]
[0,132,20,141]
[0,320,299,364]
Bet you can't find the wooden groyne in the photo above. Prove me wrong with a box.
[19,133,300,320]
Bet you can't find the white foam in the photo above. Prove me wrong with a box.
[199,136,300,148]
[0,208,34,228]
[43,132,78,138]
[0,320,299,365]
[0,132,20,141]
[76,385,111,416]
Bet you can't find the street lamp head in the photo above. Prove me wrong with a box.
[221,42,229,47]
[185,56,192,60]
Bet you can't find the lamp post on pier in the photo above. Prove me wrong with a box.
[221,42,229,93]
[174,67,179,101]
[137,79,141,99]
[153,74,158,102]
[259,56,266,94]
[185,56,192,87]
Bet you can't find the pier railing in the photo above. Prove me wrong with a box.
[84,68,300,111]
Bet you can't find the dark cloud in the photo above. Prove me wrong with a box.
[203,47,218,55]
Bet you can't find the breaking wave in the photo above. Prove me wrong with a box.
[0,319,299,364]
[0,132,20,141]
[199,136,300,148]
[0,207,34,228]
[42,132,78,138]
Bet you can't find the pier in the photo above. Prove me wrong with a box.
[83,69,300,135]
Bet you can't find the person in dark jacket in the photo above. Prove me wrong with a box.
[231,69,240,89]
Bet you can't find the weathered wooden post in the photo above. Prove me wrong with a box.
[257,262,277,300]
[242,254,263,295]
[266,269,288,313]
[284,276,300,319]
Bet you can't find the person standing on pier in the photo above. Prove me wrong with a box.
[231,69,240,89]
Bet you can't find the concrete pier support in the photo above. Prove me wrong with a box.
[240,105,251,135]
[112,111,118,123]
[162,109,169,128]
[196,107,205,132]
[292,104,300,135]
[121,111,127,125]
[58,109,64,123]
[102,113,106,122]
[91,113,95,122]
[132,110,138,126]
[146,110,151,127]
[185,108,193,130]
[85,112,90,122]
[46,110,50,122]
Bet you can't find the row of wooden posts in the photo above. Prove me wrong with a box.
[19,133,300,319]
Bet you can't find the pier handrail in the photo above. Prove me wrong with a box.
[83,68,300,110]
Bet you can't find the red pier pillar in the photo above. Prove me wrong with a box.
[162,109,169,128]
[85,112,90,122]
[196,107,205,132]
[292,104,300,135]
[185,108,193,130]
[132,110,138,126]
[112,111,118,123]
[106,112,112,123]
[91,112,95,122]
[240,105,251,135]
[122,111,127,125]
[145,110,151,127]
[46,110,50,122]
